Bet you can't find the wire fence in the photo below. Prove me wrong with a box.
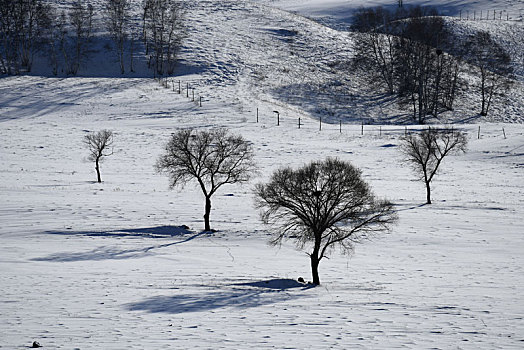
[155,77,510,140]
[455,9,523,21]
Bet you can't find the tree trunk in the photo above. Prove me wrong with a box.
[480,70,487,116]
[95,158,101,183]
[425,180,431,204]
[204,196,211,231]
[310,247,321,285]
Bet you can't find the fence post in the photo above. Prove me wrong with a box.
[319,117,322,131]
[339,120,342,133]
[298,117,301,129]
[186,82,189,97]
[192,88,195,102]
[379,126,382,137]
[274,111,279,126]
[361,121,364,135]
[256,108,259,123]
[478,125,481,139]
[502,128,506,139]
[199,96,202,107]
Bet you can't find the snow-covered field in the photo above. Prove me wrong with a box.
[1,0,524,349]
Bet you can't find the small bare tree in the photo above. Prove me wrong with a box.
[143,0,185,76]
[465,30,513,116]
[255,158,397,285]
[400,128,467,204]
[156,128,256,232]
[84,130,114,183]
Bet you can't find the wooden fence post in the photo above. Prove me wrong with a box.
[478,125,481,139]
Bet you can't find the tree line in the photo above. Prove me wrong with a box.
[0,0,186,76]
[352,6,514,121]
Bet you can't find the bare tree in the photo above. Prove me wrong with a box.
[104,0,130,74]
[352,7,397,94]
[155,128,257,232]
[68,1,94,75]
[143,0,185,76]
[465,31,513,116]
[400,128,467,204]
[255,158,397,285]
[84,130,114,183]
[395,11,451,123]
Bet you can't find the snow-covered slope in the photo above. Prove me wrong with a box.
[1,0,523,349]
[261,0,524,29]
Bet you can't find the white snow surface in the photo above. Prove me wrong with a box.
[1,0,524,349]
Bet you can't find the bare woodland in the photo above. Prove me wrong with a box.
[0,0,185,76]
[352,6,514,120]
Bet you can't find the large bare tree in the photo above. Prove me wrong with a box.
[156,128,256,232]
[84,130,114,183]
[255,158,397,285]
[400,128,467,204]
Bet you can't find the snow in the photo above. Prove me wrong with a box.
[1,0,524,348]
[260,0,524,29]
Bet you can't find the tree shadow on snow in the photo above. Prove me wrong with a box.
[126,278,316,314]
[32,226,204,262]
[43,225,193,238]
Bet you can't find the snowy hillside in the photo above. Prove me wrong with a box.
[1,0,524,349]
[262,0,524,29]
